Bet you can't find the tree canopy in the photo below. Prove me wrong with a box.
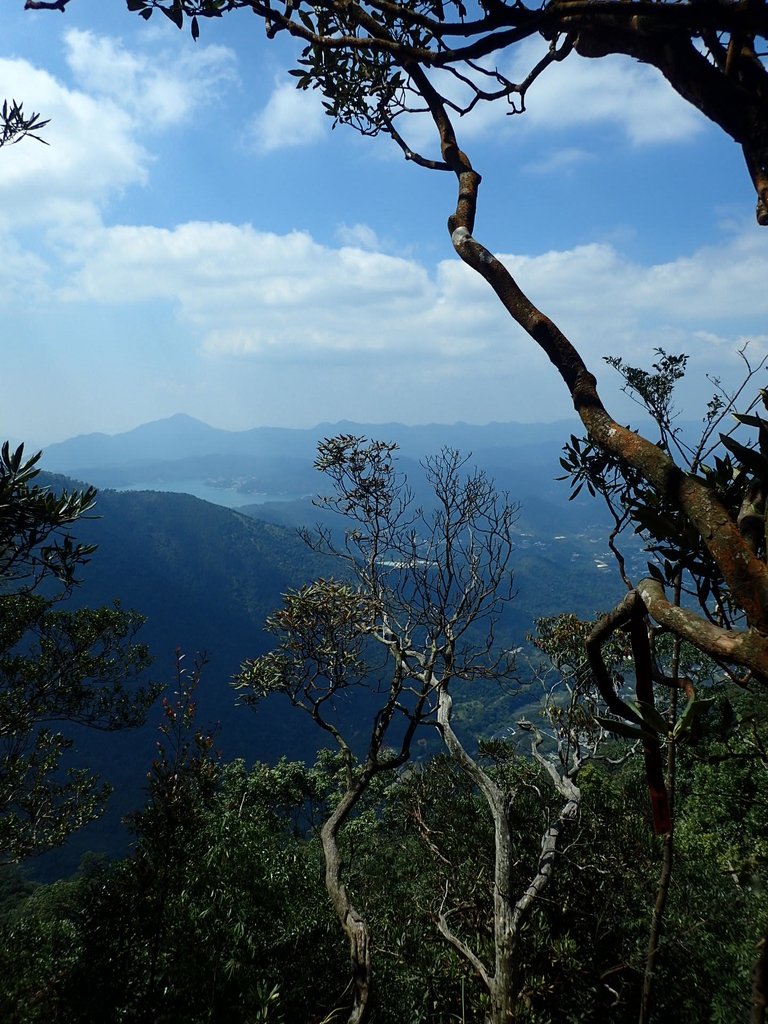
[51,0,764,227]
[0,444,156,860]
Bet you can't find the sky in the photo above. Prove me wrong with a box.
[1,0,766,446]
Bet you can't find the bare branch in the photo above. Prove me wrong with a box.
[437,880,493,990]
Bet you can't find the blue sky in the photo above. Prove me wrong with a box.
[1,0,766,445]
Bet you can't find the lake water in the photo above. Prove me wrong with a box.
[116,479,304,509]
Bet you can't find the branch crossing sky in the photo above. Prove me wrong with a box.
[1,1,766,445]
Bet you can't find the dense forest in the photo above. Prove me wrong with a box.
[2,406,768,1023]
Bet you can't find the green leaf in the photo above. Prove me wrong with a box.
[647,561,665,584]
[595,715,645,741]
[630,700,670,736]
[732,413,764,429]
[161,4,184,29]
[632,505,679,542]
[673,695,716,738]
[719,433,768,480]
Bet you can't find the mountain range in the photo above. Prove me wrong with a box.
[22,414,632,875]
[42,412,584,469]
[40,414,585,506]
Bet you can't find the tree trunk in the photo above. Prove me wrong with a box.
[488,960,519,1024]
[437,682,580,1024]
[751,928,768,1024]
[491,804,520,1024]
[321,777,374,1024]
[639,829,674,1024]
[344,907,372,1024]
[639,616,681,1024]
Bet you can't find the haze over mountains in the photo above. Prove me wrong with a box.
[31,414,633,874]
[42,412,598,527]
[43,412,584,472]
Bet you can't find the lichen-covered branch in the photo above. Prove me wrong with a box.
[320,772,376,1024]
[437,880,492,992]
[637,577,768,678]
[436,681,587,1023]
[513,727,581,931]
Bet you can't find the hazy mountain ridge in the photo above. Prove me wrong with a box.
[40,414,584,494]
[43,413,585,466]
[40,414,619,533]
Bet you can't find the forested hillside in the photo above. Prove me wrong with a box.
[28,449,625,876]
[3,436,767,1024]
[29,475,332,873]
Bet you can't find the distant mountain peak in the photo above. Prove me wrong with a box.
[40,415,586,482]
[127,413,218,435]
[155,412,208,425]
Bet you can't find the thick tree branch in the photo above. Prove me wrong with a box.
[570,23,768,224]
[321,772,375,1024]
[447,221,768,633]
[585,593,646,725]
[24,0,70,8]
[630,607,671,835]
[637,577,768,678]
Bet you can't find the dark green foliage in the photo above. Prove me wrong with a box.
[0,596,153,859]
[0,863,36,922]
[1,724,766,1022]
[0,443,97,592]
[0,99,49,149]
[343,739,766,1023]
[0,445,156,861]
[0,670,345,1024]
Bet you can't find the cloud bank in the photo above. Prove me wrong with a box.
[55,219,768,373]
[0,26,760,440]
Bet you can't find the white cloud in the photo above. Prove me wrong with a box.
[489,233,768,380]
[512,47,702,146]
[0,56,149,225]
[5,212,765,437]
[51,218,768,387]
[0,227,51,304]
[0,32,238,230]
[336,223,382,250]
[248,79,327,152]
[58,221,435,355]
[63,29,237,131]
[522,147,592,175]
